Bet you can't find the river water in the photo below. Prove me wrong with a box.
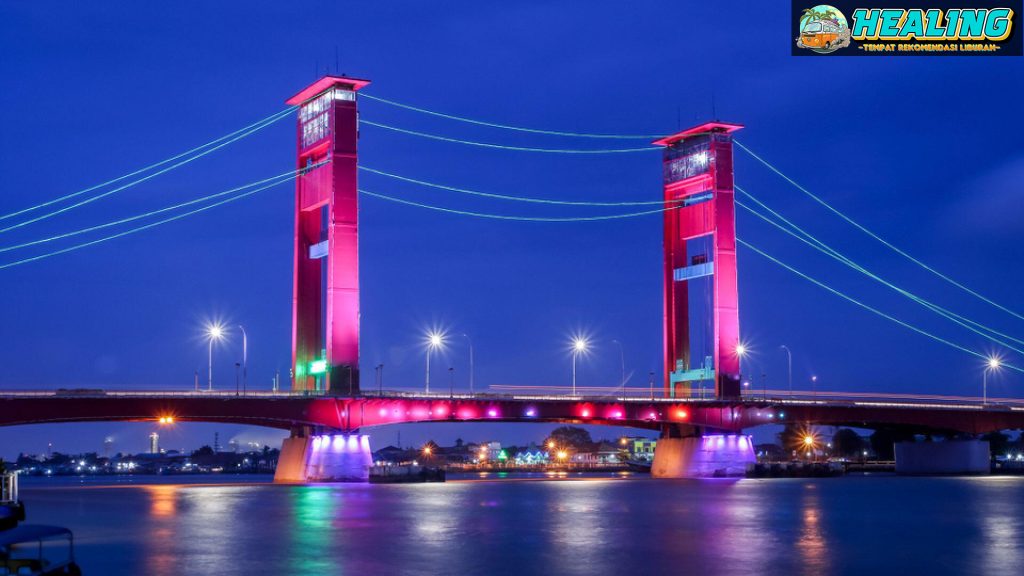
[16,473,1024,575]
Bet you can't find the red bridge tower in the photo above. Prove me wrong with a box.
[655,122,743,399]
[286,76,370,394]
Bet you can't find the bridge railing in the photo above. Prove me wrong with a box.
[2,386,1022,409]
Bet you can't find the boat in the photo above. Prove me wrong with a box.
[1,472,81,575]
[0,525,80,575]
[625,459,652,473]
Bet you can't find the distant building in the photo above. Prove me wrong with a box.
[622,436,657,461]
[148,432,159,454]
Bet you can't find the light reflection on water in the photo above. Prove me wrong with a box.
[17,475,1024,576]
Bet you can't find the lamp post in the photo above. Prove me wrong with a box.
[449,366,455,398]
[571,337,588,396]
[984,356,1002,405]
[462,333,475,395]
[811,375,818,399]
[376,363,384,396]
[206,324,225,391]
[649,371,655,400]
[425,332,444,394]
[238,325,248,395]
[780,345,793,396]
[611,339,625,390]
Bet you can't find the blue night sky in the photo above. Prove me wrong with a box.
[1,2,1022,457]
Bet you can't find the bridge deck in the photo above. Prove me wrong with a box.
[2,389,1023,434]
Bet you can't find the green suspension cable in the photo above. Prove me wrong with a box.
[0,109,293,235]
[0,178,294,271]
[736,195,1024,355]
[737,238,1024,375]
[360,120,659,154]
[0,107,295,222]
[0,161,327,254]
[734,140,1024,323]
[359,166,673,206]
[360,93,664,140]
[735,187,1024,348]
[358,189,677,221]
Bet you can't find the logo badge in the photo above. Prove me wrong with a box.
[797,5,851,53]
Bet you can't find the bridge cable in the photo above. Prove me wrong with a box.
[0,107,295,223]
[737,237,1024,375]
[0,164,324,254]
[735,187,1024,351]
[358,189,679,221]
[0,108,294,235]
[360,93,664,140]
[0,162,326,271]
[359,120,659,154]
[360,166,673,206]
[734,140,1024,323]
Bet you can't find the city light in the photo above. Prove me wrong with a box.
[547,440,556,450]
[735,343,746,356]
[556,450,568,460]
[422,445,432,456]
[157,416,175,425]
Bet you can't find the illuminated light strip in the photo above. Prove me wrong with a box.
[0,176,297,271]
[360,93,664,140]
[737,238,1024,374]
[0,108,294,235]
[851,401,984,411]
[360,120,658,154]
[734,140,1024,323]
[0,107,296,223]
[358,189,678,221]
[360,166,673,206]
[0,162,326,254]
[735,191,1024,353]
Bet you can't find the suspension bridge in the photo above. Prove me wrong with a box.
[1,74,1021,480]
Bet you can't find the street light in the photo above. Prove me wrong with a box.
[425,331,445,394]
[462,333,475,395]
[984,356,1002,405]
[205,323,226,391]
[611,339,625,390]
[571,337,589,396]
[238,325,248,395]
[779,345,793,396]
[735,344,748,395]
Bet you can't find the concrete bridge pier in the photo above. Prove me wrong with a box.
[274,427,372,483]
[651,424,755,478]
[894,439,990,475]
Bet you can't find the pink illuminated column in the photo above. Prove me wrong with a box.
[286,76,370,394]
[654,122,743,399]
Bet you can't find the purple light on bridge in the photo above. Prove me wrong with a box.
[487,408,498,418]
[525,408,537,417]
[378,408,387,417]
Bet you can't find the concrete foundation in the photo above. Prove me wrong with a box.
[274,433,372,483]
[651,434,755,478]
[894,440,990,475]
